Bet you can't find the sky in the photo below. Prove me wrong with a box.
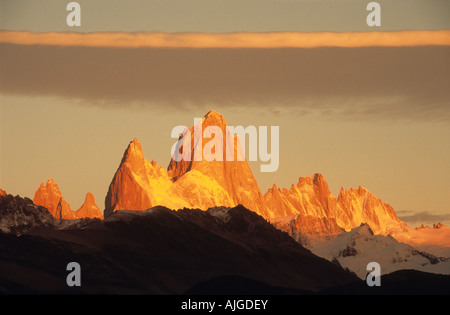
[1,0,450,226]
[1,0,450,32]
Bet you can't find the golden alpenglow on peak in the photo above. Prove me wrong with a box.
[33,179,103,220]
[1,0,450,297]
[266,173,406,236]
[122,138,145,165]
[105,111,268,217]
[104,111,405,238]
[76,192,104,220]
[203,110,226,124]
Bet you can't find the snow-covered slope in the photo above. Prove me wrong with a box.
[310,225,450,279]
[270,214,344,247]
[390,223,450,257]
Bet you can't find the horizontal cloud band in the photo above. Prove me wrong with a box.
[1,30,450,48]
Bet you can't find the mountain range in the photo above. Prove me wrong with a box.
[103,111,404,233]
[2,110,449,294]
[102,111,449,255]
[105,110,267,217]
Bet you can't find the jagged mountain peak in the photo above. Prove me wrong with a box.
[339,185,370,196]
[77,192,104,220]
[312,173,332,196]
[128,137,142,152]
[120,138,145,166]
[0,193,56,235]
[204,109,221,116]
[313,172,326,184]
[45,178,55,184]
[84,192,96,204]
[37,178,59,193]
[346,223,375,237]
[79,192,98,210]
[34,178,72,219]
[296,173,331,193]
[106,111,268,218]
[102,111,405,240]
[33,178,103,220]
[202,109,227,126]
[204,109,224,118]
[265,172,405,236]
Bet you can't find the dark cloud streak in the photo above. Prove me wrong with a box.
[1,44,449,122]
[397,210,450,227]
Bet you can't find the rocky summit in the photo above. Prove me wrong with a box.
[105,110,266,217]
[33,179,103,220]
[0,191,56,235]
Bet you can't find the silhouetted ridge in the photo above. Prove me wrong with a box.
[184,275,312,295]
[0,204,357,294]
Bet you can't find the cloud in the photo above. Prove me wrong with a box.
[397,210,450,227]
[1,30,450,48]
[1,37,449,122]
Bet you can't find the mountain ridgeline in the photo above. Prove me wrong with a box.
[103,110,406,240]
[28,110,449,254]
[1,110,449,295]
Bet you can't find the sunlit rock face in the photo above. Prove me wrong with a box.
[34,179,103,220]
[104,111,406,239]
[271,214,345,247]
[337,185,403,235]
[33,179,74,219]
[168,110,268,216]
[265,173,406,238]
[105,110,267,217]
[76,192,104,220]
